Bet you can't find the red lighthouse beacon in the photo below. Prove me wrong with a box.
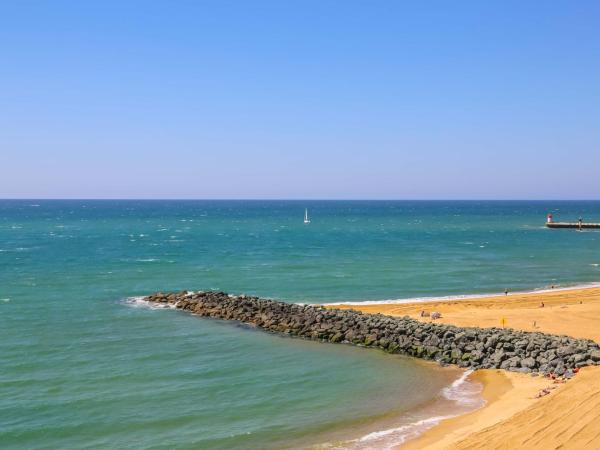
[547,213,553,224]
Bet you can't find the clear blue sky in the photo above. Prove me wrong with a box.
[1,1,599,199]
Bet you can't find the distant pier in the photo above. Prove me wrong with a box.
[546,213,600,229]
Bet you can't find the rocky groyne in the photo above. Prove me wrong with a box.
[144,291,600,376]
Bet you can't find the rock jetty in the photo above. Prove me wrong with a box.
[145,291,600,375]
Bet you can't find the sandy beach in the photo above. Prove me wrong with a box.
[329,285,600,449]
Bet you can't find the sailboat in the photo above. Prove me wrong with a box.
[304,208,311,224]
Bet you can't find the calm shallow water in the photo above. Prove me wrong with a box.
[2,200,600,449]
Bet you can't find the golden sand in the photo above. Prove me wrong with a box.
[328,285,600,449]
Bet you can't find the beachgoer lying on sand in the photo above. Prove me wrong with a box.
[431,311,442,320]
[536,388,551,398]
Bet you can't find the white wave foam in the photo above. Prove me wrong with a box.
[327,413,454,450]
[1,298,10,303]
[354,415,451,449]
[326,370,484,449]
[442,370,484,407]
[123,291,198,310]
[136,258,159,262]
[123,296,178,310]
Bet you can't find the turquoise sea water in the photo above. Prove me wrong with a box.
[2,200,600,449]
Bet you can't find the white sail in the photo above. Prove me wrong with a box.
[304,208,310,224]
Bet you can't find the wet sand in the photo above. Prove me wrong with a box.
[328,285,600,449]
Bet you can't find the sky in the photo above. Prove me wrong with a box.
[1,1,599,199]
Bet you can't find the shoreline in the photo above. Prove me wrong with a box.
[403,365,600,450]
[322,279,600,306]
[328,284,600,449]
[401,368,559,450]
[304,364,483,450]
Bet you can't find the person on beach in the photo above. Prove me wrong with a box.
[504,288,508,296]
[540,302,545,308]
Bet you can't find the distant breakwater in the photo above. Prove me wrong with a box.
[145,291,600,376]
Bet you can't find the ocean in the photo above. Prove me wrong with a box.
[2,200,600,449]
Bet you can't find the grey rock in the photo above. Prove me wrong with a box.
[521,357,536,369]
[143,290,600,375]
[557,345,577,357]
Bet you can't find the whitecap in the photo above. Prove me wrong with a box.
[136,258,159,262]
[1,298,10,303]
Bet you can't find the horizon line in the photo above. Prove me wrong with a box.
[2,198,600,202]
